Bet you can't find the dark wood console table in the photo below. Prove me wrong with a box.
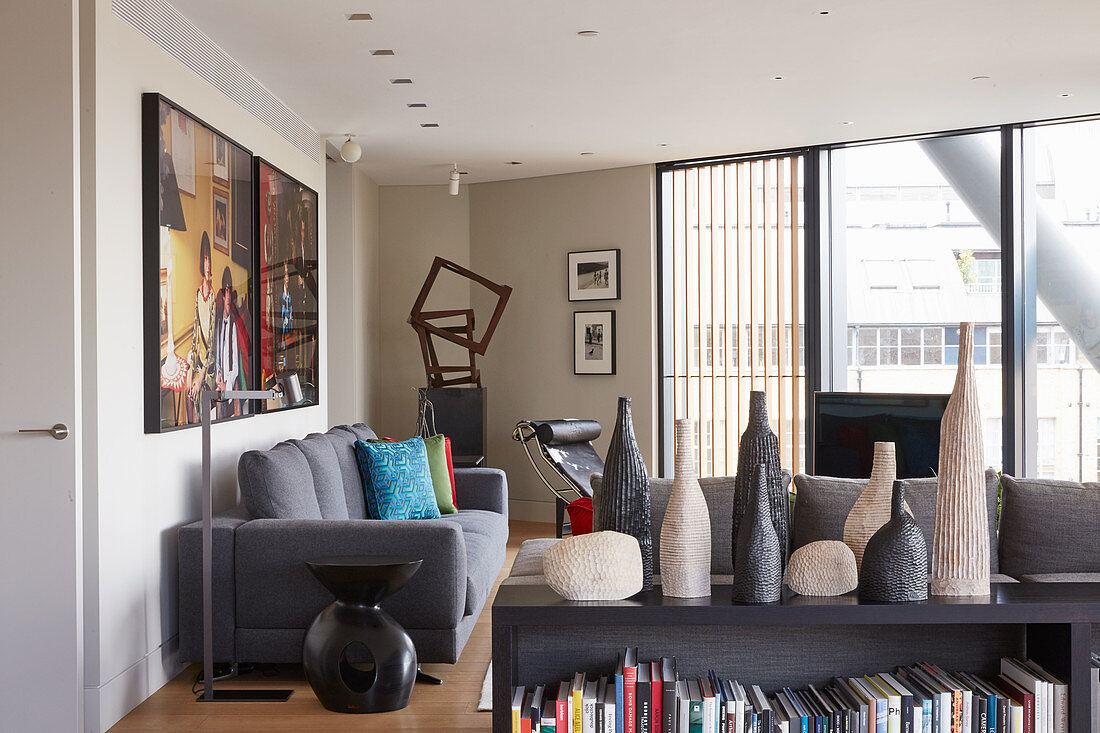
[492,583,1100,733]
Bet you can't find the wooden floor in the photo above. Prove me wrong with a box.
[110,520,554,732]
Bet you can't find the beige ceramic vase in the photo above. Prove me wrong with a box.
[659,419,712,598]
[931,322,990,596]
[842,442,908,572]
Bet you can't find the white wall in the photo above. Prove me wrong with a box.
[85,3,328,729]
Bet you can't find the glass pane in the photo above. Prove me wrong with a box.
[839,132,1003,470]
[1029,120,1100,480]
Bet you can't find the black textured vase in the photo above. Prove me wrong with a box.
[594,396,653,590]
[731,464,783,604]
[732,391,789,574]
[859,480,929,603]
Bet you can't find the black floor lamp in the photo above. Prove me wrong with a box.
[197,374,303,702]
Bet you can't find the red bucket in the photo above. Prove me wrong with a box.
[565,497,593,535]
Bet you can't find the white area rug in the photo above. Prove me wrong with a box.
[477,661,493,711]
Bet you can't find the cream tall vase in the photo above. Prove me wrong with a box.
[659,419,712,598]
[842,442,908,572]
[931,322,990,596]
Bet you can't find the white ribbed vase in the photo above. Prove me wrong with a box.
[842,442,909,572]
[931,322,990,597]
[659,419,712,598]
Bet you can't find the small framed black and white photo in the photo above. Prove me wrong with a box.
[568,249,620,301]
[574,310,616,375]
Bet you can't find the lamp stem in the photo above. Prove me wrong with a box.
[201,392,213,700]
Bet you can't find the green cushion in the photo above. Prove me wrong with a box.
[369,435,456,514]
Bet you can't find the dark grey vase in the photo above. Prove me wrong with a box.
[732,391,789,574]
[594,396,653,591]
[859,480,929,603]
[731,464,783,604]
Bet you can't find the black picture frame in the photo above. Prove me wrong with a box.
[142,93,256,433]
[254,157,321,413]
[568,248,621,301]
[574,310,616,375]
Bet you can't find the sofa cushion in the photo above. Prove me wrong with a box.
[592,472,791,575]
[321,427,370,519]
[354,438,441,521]
[441,508,507,538]
[510,538,560,577]
[238,442,322,520]
[289,436,349,520]
[999,475,1100,577]
[792,469,1000,573]
[441,510,508,614]
[346,423,378,442]
[1019,572,1100,583]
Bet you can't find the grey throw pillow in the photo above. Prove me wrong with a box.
[998,475,1100,577]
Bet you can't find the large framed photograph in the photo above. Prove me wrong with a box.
[256,158,320,412]
[212,135,229,187]
[568,248,620,301]
[142,93,255,432]
[574,310,616,375]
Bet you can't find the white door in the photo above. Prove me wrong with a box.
[0,0,83,730]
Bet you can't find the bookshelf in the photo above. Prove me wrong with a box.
[491,582,1100,732]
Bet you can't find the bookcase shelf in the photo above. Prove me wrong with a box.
[491,582,1100,733]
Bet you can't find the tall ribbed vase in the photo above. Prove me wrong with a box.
[931,322,990,597]
[732,392,789,575]
[842,442,910,572]
[593,397,653,591]
[731,464,783,604]
[659,419,712,598]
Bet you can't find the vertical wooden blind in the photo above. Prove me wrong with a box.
[664,155,806,477]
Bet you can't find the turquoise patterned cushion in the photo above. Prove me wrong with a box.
[353,437,442,520]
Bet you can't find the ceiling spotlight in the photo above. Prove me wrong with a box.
[506,161,524,165]
[449,164,461,196]
[346,13,373,21]
[819,10,830,14]
[407,103,428,108]
[370,49,395,56]
[420,123,440,128]
[339,135,362,163]
[577,30,599,37]
[658,143,670,147]
[1059,92,1073,98]
[390,78,413,84]
[773,75,784,81]
[580,151,595,156]
[971,75,991,81]
[841,120,855,126]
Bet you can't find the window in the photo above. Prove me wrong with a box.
[1037,417,1056,478]
[660,154,805,476]
[984,417,1002,470]
[834,133,1003,470]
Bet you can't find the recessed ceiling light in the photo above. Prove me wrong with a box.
[407,103,427,108]
[370,49,395,56]
[841,120,855,126]
[658,143,669,147]
[773,75,784,81]
[819,10,830,14]
[971,75,990,81]
[580,152,595,156]
[420,123,439,128]
[506,161,524,165]
[390,78,413,84]
[1059,92,1073,98]
[577,30,599,37]
[346,13,373,21]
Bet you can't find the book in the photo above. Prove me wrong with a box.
[584,678,599,733]
[556,681,572,733]
[897,667,936,733]
[906,664,951,733]
[783,688,811,733]
[724,681,742,733]
[514,687,529,733]
[991,675,1034,733]
[573,673,587,733]
[530,685,546,733]
[772,694,792,733]
[597,677,608,733]
[1001,659,1044,733]
[701,678,717,733]
[880,673,916,733]
[637,661,652,733]
[651,662,663,733]
[923,663,968,733]
[1022,660,1066,733]
[661,658,678,733]
[605,677,618,733]
[1090,655,1099,733]
[776,691,804,733]
[710,672,725,733]
[544,697,559,733]
[853,677,888,733]
[867,676,902,733]
[678,681,692,733]
[621,648,639,733]
[687,680,705,733]
[834,678,870,733]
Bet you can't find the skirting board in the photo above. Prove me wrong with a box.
[85,634,184,733]
[508,498,556,523]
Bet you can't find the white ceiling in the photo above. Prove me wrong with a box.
[170,0,1100,186]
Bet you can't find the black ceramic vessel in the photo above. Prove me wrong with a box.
[302,556,422,713]
[859,481,929,603]
[731,464,783,604]
[732,391,789,574]
[594,396,653,590]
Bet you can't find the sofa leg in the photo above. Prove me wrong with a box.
[416,666,444,685]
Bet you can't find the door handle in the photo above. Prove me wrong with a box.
[18,423,69,440]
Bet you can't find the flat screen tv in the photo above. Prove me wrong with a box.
[812,392,950,479]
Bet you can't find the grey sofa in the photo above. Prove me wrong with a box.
[178,423,509,666]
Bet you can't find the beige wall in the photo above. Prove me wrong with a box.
[327,158,381,426]
[469,165,657,520]
[377,186,472,436]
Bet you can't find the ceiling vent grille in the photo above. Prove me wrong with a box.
[113,0,320,162]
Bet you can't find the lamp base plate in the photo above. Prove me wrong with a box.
[196,689,293,702]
